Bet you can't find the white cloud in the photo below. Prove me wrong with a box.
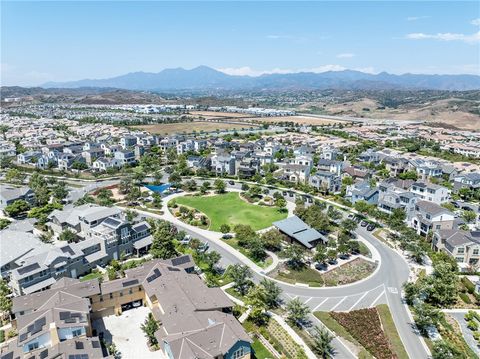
[0,63,53,86]
[406,16,430,21]
[472,18,480,26]
[217,64,378,77]
[336,53,355,58]
[406,31,480,44]
[266,34,293,40]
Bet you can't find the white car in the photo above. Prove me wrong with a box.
[180,235,192,245]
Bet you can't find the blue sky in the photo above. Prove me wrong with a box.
[1,1,479,86]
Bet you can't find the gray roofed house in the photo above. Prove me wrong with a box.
[0,230,52,274]
[0,186,35,209]
[432,229,480,270]
[273,215,328,249]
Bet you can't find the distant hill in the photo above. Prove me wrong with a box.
[42,66,480,91]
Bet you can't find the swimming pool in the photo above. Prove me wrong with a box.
[144,183,172,193]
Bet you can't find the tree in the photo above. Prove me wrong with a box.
[398,170,418,181]
[286,298,310,327]
[168,172,182,188]
[311,326,334,358]
[284,244,305,269]
[119,177,133,194]
[220,224,231,234]
[388,208,407,230]
[248,236,266,261]
[140,313,160,347]
[213,179,226,193]
[72,161,88,170]
[313,245,327,264]
[150,220,178,259]
[4,200,30,218]
[0,279,12,315]
[462,209,476,223]
[353,200,371,214]
[261,229,283,252]
[340,219,357,234]
[245,285,268,324]
[184,179,197,192]
[126,186,141,202]
[327,248,338,262]
[204,251,221,271]
[200,181,210,194]
[5,168,25,184]
[51,181,68,201]
[259,278,282,309]
[152,193,162,208]
[275,197,287,212]
[229,264,253,296]
[59,229,77,243]
[424,262,458,306]
[233,224,257,247]
[337,243,349,256]
[125,209,137,222]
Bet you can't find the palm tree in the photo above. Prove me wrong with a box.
[312,326,334,358]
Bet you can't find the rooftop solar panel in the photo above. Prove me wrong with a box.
[39,349,48,359]
[171,255,190,266]
[75,341,84,350]
[18,263,40,275]
[59,312,70,320]
[103,217,121,228]
[122,279,139,287]
[92,341,100,348]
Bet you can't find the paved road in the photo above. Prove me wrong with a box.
[75,177,429,358]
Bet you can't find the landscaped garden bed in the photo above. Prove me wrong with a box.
[322,258,377,286]
[330,307,396,359]
[272,258,377,287]
[173,192,287,231]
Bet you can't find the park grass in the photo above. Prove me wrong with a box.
[222,237,273,268]
[174,192,287,231]
[376,304,409,359]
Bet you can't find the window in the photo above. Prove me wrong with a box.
[28,342,39,351]
[109,293,113,299]
[473,249,479,256]
[456,257,464,262]
[457,248,465,254]
[129,288,133,295]
[99,296,103,302]
[72,329,82,337]
[232,347,245,359]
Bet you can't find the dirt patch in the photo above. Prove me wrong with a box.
[133,121,259,135]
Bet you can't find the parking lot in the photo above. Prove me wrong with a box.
[92,306,166,359]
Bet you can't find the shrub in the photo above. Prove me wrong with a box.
[462,277,475,294]
[459,292,472,304]
[0,330,4,343]
[467,320,478,331]
[472,331,480,341]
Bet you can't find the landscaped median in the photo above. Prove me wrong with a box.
[271,257,378,287]
[314,305,409,359]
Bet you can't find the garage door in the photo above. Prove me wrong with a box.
[91,307,115,319]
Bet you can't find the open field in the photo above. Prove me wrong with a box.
[173,192,287,231]
[239,115,341,125]
[189,110,251,118]
[132,121,259,135]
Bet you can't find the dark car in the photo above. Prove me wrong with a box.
[282,191,287,196]
[339,253,350,260]
[306,196,313,203]
[360,220,368,227]
[228,180,235,185]
[367,224,376,231]
[328,258,338,265]
[222,234,233,240]
[315,263,327,271]
[288,191,294,197]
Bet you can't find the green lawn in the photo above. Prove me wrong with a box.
[174,192,287,231]
[252,338,275,359]
[79,271,103,282]
[273,265,325,287]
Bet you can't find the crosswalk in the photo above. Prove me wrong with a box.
[288,284,388,313]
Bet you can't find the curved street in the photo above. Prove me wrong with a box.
[72,176,429,358]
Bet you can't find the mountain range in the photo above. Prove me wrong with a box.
[43,66,480,91]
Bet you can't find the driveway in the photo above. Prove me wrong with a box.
[92,306,166,359]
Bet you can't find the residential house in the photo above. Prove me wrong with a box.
[346,181,379,205]
[0,186,35,209]
[410,181,450,205]
[410,201,455,236]
[309,171,341,194]
[114,150,136,166]
[211,151,235,176]
[17,151,42,165]
[432,229,480,270]
[377,180,417,219]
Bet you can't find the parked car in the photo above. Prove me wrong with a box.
[222,234,233,239]
[288,191,294,197]
[348,214,354,219]
[180,234,192,245]
[282,191,287,196]
[228,180,235,185]
[198,242,209,253]
[360,220,368,227]
[132,300,142,308]
[315,262,327,271]
[367,224,376,231]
